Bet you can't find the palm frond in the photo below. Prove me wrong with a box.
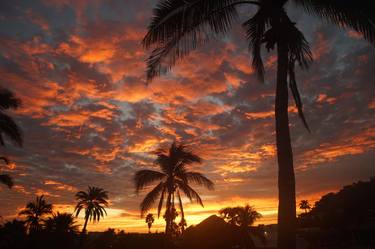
[185,172,215,190]
[140,182,165,217]
[143,0,243,81]
[243,7,271,82]
[176,179,203,206]
[0,88,21,110]
[0,112,23,147]
[0,174,13,188]
[134,169,166,193]
[292,0,375,45]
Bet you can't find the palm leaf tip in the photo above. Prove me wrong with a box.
[0,174,13,188]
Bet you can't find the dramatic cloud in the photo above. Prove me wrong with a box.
[0,0,374,232]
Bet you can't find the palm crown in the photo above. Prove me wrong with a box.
[44,212,79,234]
[134,142,214,234]
[74,186,109,233]
[220,204,262,227]
[19,195,53,232]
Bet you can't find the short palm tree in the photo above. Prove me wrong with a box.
[134,142,214,236]
[19,195,53,232]
[299,200,311,213]
[0,88,23,189]
[145,213,155,233]
[74,186,109,233]
[142,1,374,248]
[44,212,79,234]
[220,205,263,248]
[0,156,13,188]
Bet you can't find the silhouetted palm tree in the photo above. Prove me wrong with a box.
[146,213,155,233]
[74,186,109,233]
[19,195,53,232]
[0,156,13,188]
[134,142,214,236]
[220,205,263,248]
[142,1,374,248]
[299,200,311,213]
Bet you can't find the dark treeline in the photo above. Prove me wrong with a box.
[297,178,375,248]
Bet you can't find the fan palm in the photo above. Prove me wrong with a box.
[299,199,311,213]
[142,1,375,248]
[19,195,53,232]
[0,156,13,188]
[74,186,109,233]
[145,213,155,233]
[134,142,214,236]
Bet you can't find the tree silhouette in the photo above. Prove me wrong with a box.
[142,1,374,248]
[19,195,53,232]
[74,186,109,233]
[146,213,155,233]
[220,205,263,248]
[134,141,214,236]
[44,212,79,234]
[299,200,311,213]
[0,88,23,190]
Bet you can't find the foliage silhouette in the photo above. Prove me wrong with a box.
[219,205,264,248]
[142,1,375,248]
[0,88,23,190]
[18,195,53,233]
[298,199,311,213]
[75,186,109,233]
[145,213,155,233]
[134,141,214,236]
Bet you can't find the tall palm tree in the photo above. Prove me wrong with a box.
[0,88,23,189]
[299,199,311,213]
[44,212,79,234]
[145,213,155,233]
[0,156,13,188]
[134,142,214,236]
[142,1,374,248]
[19,195,53,232]
[220,205,263,248]
[74,186,109,233]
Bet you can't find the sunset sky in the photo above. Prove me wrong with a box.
[0,0,374,233]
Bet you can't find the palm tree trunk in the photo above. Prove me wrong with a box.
[275,41,296,249]
[82,215,89,234]
[165,192,172,236]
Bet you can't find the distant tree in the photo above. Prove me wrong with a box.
[0,88,23,190]
[0,219,28,249]
[19,195,53,232]
[178,217,187,234]
[299,200,311,213]
[74,186,109,233]
[145,213,155,233]
[220,205,263,248]
[134,141,214,236]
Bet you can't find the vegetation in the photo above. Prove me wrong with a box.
[75,186,109,233]
[298,200,311,213]
[0,88,23,189]
[18,195,53,233]
[142,1,375,248]
[134,142,214,236]
[145,213,155,233]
